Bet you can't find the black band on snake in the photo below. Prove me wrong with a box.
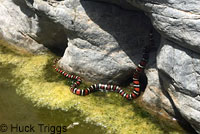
[53,30,154,100]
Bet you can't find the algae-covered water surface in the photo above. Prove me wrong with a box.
[0,41,188,134]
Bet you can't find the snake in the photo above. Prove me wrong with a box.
[53,30,154,100]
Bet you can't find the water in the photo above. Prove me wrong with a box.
[0,53,106,134]
[0,41,188,134]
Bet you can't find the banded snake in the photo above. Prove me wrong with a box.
[53,30,154,100]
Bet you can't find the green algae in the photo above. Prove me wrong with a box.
[0,42,188,134]
[0,42,106,134]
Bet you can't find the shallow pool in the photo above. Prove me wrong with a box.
[0,41,188,134]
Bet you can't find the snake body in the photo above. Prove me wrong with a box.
[53,31,154,100]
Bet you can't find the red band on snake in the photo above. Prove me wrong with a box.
[53,30,154,100]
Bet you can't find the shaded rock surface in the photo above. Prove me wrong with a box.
[19,0,153,84]
[124,0,200,133]
[157,38,200,133]
[0,0,200,133]
[0,0,45,53]
[58,0,153,84]
[92,0,139,10]
[0,0,68,54]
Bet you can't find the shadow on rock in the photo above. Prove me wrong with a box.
[12,0,68,56]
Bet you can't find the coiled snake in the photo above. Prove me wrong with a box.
[53,30,154,100]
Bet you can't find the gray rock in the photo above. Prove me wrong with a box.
[141,68,176,118]
[157,38,200,133]
[0,0,47,53]
[0,0,68,53]
[126,0,200,54]
[0,0,153,83]
[91,0,139,10]
[0,0,44,53]
[125,0,200,132]
[1,0,200,133]
[35,0,152,84]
